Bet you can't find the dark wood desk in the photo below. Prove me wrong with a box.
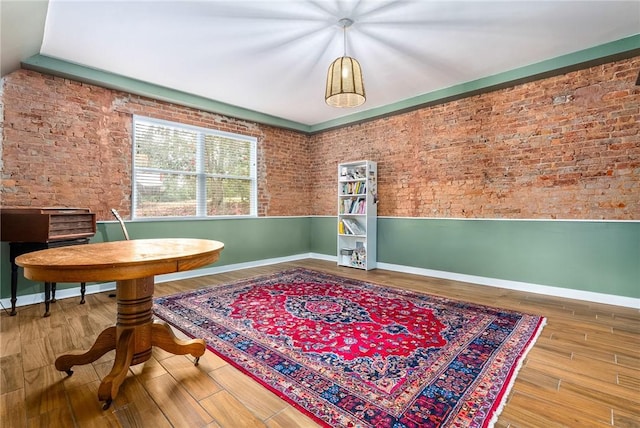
[1,207,96,316]
[8,239,90,316]
[16,238,224,409]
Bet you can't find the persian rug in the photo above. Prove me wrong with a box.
[153,268,545,427]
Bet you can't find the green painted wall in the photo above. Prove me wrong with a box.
[0,217,310,298]
[309,216,337,256]
[310,217,640,299]
[2,216,638,301]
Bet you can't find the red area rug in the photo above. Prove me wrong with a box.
[153,268,545,427]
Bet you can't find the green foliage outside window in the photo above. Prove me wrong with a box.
[133,116,256,218]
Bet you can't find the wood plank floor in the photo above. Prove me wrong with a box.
[1,259,638,427]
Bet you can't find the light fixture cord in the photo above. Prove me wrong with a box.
[343,24,347,56]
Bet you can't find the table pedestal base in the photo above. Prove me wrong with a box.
[54,276,206,409]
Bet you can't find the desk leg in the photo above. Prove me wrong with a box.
[9,261,18,316]
[43,282,51,317]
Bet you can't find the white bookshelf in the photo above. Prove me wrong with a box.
[337,160,377,270]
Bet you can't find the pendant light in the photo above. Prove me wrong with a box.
[325,18,366,108]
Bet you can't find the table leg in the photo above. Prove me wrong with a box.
[55,326,117,374]
[98,329,135,410]
[151,321,206,364]
[98,276,156,408]
[55,275,207,409]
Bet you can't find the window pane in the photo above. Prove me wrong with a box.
[135,122,197,172]
[206,177,251,216]
[132,116,257,219]
[135,171,197,217]
[204,135,251,176]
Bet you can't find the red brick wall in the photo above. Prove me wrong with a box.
[1,70,310,220]
[310,57,640,219]
[2,57,638,221]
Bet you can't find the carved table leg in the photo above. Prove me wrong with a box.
[80,282,86,304]
[56,275,207,409]
[96,276,155,408]
[55,326,117,375]
[151,321,206,364]
[98,329,135,409]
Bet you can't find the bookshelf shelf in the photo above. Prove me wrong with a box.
[337,160,377,270]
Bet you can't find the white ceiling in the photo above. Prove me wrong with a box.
[2,1,639,127]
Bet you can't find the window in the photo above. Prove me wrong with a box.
[132,116,257,218]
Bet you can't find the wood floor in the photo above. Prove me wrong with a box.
[1,259,638,427]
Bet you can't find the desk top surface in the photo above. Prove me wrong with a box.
[15,238,225,282]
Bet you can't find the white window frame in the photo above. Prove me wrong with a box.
[132,115,257,219]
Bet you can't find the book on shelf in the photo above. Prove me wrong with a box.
[341,198,351,214]
[341,181,366,195]
[341,197,365,214]
[342,218,365,235]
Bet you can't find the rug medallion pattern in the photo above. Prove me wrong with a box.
[154,268,545,427]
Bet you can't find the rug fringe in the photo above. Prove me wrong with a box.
[486,316,548,428]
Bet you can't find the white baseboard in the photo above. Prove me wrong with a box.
[2,253,638,312]
[375,262,640,309]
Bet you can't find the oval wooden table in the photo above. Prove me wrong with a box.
[16,238,224,409]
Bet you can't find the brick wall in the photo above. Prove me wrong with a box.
[310,57,640,219]
[2,56,638,221]
[1,70,310,220]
